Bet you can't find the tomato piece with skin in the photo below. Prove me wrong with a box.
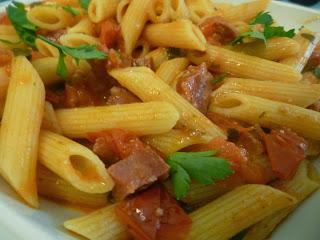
[98,19,121,49]
[261,128,308,180]
[116,186,192,240]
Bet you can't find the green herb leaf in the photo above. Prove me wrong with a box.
[6,2,38,48]
[211,74,227,84]
[314,67,320,79]
[167,151,234,200]
[78,0,90,10]
[250,12,273,26]
[167,47,183,59]
[12,48,32,57]
[62,6,80,16]
[232,12,295,45]
[38,36,107,77]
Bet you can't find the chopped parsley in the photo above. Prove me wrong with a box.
[211,74,227,84]
[167,151,234,200]
[78,0,90,10]
[233,12,295,45]
[314,67,320,79]
[62,6,80,16]
[6,1,106,77]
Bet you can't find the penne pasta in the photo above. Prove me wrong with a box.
[169,0,190,20]
[213,78,320,107]
[244,161,319,240]
[144,19,207,51]
[64,204,130,240]
[38,130,114,193]
[215,0,271,22]
[0,56,45,208]
[280,30,320,72]
[156,57,189,84]
[37,165,109,208]
[187,184,296,240]
[188,45,302,82]
[27,5,72,31]
[145,47,169,70]
[186,0,222,24]
[147,0,172,23]
[210,93,320,140]
[232,37,301,61]
[142,129,211,156]
[56,101,180,138]
[0,35,25,49]
[35,38,59,57]
[42,101,63,134]
[88,0,119,23]
[67,17,95,35]
[120,0,151,54]
[116,0,130,23]
[0,25,16,35]
[59,33,100,47]
[109,67,225,138]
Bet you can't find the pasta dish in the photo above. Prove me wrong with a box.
[0,0,320,239]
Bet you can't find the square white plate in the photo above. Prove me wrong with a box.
[0,1,319,239]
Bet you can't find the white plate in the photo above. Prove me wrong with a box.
[0,1,320,239]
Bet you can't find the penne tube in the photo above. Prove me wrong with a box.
[188,45,302,82]
[56,101,180,138]
[0,56,45,208]
[116,0,130,23]
[27,5,73,31]
[144,19,207,51]
[32,57,75,85]
[67,17,95,35]
[0,35,25,49]
[121,0,151,54]
[210,93,320,140]
[42,101,63,134]
[88,0,119,23]
[37,165,109,208]
[59,33,100,47]
[280,31,320,73]
[147,0,172,23]
[38,130,114,194]
[109,67,225,138]
[244,161,319,240]
[169,0,190,20]
[145,47,169,70]
[142,129,211,156]
[0,25,16,35]
[35,38,59,57]
[64,204,130,240]
[213,78,320,107]
[156,57,189,84]
[187,184,296,240]
[215,0,271,22]
[186,0,222,24]
[232,37,300,61]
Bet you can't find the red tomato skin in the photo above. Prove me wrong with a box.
[99,19,120,49]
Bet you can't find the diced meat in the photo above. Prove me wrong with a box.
[176,63,213,114]
[45,89,65,106]
[105,48,132,70]
[88,129,147,159]
[199,16,237,45]
[132,56,153,68]
[91,135,119,166]
[261,128,308,180]
[116,186,192,240]
[305,50,320,71]
[98,19,121,49]
[107,87,140,105]
[108,149,169,200]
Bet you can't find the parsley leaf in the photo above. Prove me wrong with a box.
[6,1,38,48]
[314,67,320,79]
[232,12,295,45]
[167,151,234,200]
[62,6,80,16]
[78,0,90,10]
[211,74,227,84]
[38,36,107,77]
[250,11,273,25]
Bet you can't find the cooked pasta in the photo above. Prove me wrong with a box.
[0,1,319,239]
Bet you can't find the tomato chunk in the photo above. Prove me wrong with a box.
[116,186,192,240]
[261,128,308,180]
[99,19,120,49]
